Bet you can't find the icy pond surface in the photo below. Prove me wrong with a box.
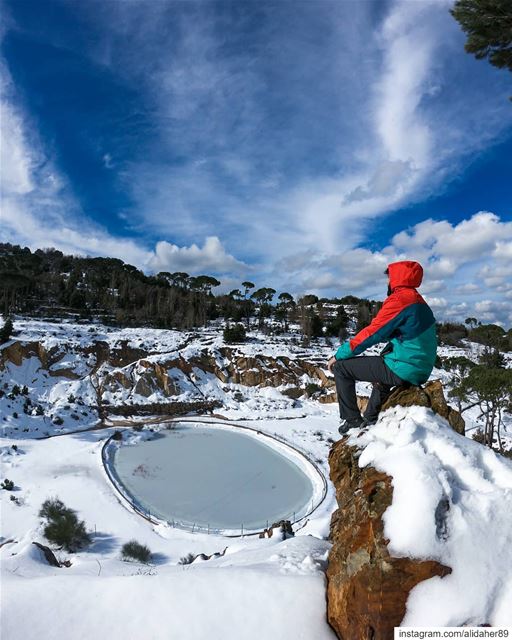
[112,424,316,532]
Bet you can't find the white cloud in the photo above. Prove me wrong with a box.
[0,66,151,266]
[0,50,237,272]
[149,236,248,275]
[493,241,512,260]
[103,153,114,169]
[0,64,35,196]
[78,0,511,261]
[275,211,512,326]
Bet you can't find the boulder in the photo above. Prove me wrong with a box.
[326,440,451,639]
[319,392,337,404]
[382,380,464,435]
[259,519,294,540]
[32,541,61,567]
[282,387,304,400]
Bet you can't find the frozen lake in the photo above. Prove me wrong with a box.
[112,423,317,532]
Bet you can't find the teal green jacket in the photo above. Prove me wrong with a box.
[335,261,437,385]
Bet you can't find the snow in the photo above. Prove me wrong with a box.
[2,564,332,640]
[1,418,337,640]
[2,316,512,637]
[351,405,512,627]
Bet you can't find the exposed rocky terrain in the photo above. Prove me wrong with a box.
[326,384,461,639]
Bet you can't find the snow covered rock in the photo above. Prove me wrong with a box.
[31,542,62,568]
[381,380,465,434]
[326,431,450,639]
[326,405,512,637]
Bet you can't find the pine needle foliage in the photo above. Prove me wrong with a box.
[451,0,512,72]
[39,498,92,552]
[121,540,152,564]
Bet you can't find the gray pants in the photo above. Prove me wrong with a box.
[332,356,406,421]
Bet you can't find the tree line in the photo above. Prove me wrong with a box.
[0,243,378,338]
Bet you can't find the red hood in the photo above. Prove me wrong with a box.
[388,261,423,290]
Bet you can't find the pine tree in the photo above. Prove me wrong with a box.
[0,317,13,343]
[451,0,512,73]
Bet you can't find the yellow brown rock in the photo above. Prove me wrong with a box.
[326,439,451,639]
[382,380,465,435]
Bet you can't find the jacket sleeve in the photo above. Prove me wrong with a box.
[335,294,404,360]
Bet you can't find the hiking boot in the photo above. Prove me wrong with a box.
[362,416,378,427]
[338,417,364,435]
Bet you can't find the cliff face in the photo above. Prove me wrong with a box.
[326,438,451,639]
[326,385,464,639]
[0,339,334,414]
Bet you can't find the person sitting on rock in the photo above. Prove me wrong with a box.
[327,260,437,435]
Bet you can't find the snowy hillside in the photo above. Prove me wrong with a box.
[1,316,512,639]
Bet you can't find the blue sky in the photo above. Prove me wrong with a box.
[1,0,511,324]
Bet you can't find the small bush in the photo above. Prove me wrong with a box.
[52,416,64,425]
[179,553,196,565]
[1,478,15,491]
[305,383,322,397]
[223,323,247,343]
[121,540,152,564]
[112,430,123,441]
[468,323,506,348]
[39,498,91,552]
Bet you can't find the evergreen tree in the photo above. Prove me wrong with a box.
[450,366,512,451]
[276,292,294,330]
[451,1,512,73]
[0,317,13,343]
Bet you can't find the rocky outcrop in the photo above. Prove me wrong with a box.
[326,440,451,639]
[85,345,336,402]
[382,380,465,435]
[2,339,335,412]
[32,541,62,567]
[259,519,294,540]
[326,380,464,639]
[1,341,62,371]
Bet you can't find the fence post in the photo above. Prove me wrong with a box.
[241,523,244,537]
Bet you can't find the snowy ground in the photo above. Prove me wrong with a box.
[1,317,512,638]
[1,414,339,640]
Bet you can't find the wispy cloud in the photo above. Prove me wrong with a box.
[1,0,512,325]
[89,0,511,260]
[0,44,245,277]
[277,211,512,325]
